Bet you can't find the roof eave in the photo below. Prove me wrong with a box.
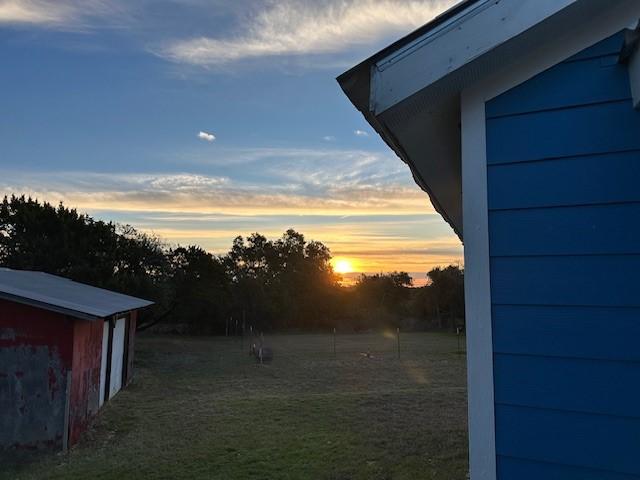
[336,0,482,102]
[0,291,154,321]
[0,291,101,321]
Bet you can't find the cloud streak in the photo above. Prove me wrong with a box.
[0,142,461,277]
[0,0,127,29]
[0,167,462,276]
[0,170,431,216]
[163,0,455,66]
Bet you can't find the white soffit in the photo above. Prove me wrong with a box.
[371,0,578,115]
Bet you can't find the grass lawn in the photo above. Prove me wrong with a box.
[2,332,468,480]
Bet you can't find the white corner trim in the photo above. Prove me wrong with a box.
[461,88,496,480]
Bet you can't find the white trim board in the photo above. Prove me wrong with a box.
[372,0,578,114]
[460,3,640,479]
[461,87,495,480]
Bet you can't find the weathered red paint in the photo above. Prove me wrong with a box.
[69,318,103,445]
[0,298,74,362]
[1,297,140,451]
[0,299,74,449]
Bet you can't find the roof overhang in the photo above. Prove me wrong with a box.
[0,290,152,321]
[0,268,154,321]
[0,291,105,321]
[338,0,630,241]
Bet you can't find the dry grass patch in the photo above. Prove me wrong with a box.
[3,332,468,479]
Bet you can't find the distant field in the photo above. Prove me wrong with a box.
[3,332,469,480]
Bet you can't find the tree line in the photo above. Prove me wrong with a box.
[0,195,464,333]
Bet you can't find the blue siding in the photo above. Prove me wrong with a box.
[489,203,640,256]
[486,54,629,118]
[487,100,640,164]
[494,355,640,417]
[493,306,640,362]
[564,32,627,62]
[491,255,640,307]
[498,457,640,480]
[495,406,640,476]
[488,150,640,210]
[486,32,640,478]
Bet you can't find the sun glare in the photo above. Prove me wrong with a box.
[333,259,354,274]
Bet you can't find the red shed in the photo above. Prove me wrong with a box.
[0,268,152,450]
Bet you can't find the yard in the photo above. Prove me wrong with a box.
[2,332,468,479]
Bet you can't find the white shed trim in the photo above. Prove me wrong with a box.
[460,3,640,479]
[460,87,495,480]
[109,316,127,400]
[371,0,578,115]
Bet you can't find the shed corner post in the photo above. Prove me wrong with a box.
[460,85,497,480]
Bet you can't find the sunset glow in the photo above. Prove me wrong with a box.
[0,0,464,286]
[333,259,354,274]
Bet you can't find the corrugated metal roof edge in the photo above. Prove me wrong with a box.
[0,290,153,321]
[0,269,154,321]
[0,291,99,321]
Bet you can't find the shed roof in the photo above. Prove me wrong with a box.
[0,268,153,321]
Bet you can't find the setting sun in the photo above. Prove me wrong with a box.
[333,259,354,274]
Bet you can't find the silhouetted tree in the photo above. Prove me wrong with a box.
[422,265,465,330]
[0,195,465,333]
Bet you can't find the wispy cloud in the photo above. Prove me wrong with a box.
[322,135,336,142]
[0,168,430,216]
[354,130,369,137]
[0,0,127,30]
[0,144,427,217]
[198,130,216,142]
[162,0,455,67]
[0,142,461,275]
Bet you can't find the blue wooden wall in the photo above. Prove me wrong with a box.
[486,31,640,479]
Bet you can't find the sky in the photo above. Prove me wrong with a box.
[0,0,463,286]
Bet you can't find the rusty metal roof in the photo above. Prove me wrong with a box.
[0,268,153,320]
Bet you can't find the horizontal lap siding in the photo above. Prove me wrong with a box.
[498,456,640,480]
[494,354,640,418]
[492,305,640,362]
[496,406,640,476]
[491,255,640,306]
[486,32,640,478]
[488,151,640,209]
[489,203,640,256]
[487,100,640,164]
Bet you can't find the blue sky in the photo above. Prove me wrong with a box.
[0,0,462,284]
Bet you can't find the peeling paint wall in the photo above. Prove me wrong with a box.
[0,299,141,450]
[0,299,73,450]
[69,318,103,446]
